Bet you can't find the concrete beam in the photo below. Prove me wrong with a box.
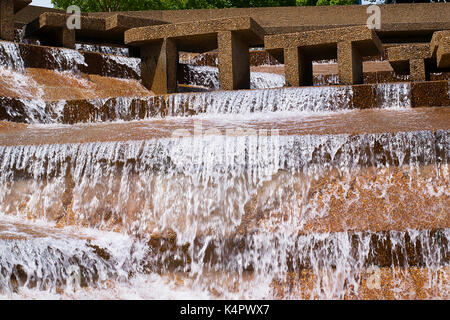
[436,37,450,68]
[218,31,250,90]
[265,26,382,86]
[0,0,28,40]
[140,38,178,94]
[387,43,432,82]
[430,31,450,69]
[23,12,166,47]
[125,17,265,93]
[0,0,14,41]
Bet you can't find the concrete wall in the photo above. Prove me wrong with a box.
[88,3,450,35]
[15,3,450,34]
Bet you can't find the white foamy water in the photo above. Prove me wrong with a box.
[76,44,129,57]
[181,65,285,90]
[1,38,448,300]
[0,129,448,298]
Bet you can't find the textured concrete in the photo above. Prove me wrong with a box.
[1,0,30,40]
[140,38,178,94]
[430,31,450,68]
[436,37,450,68]
[0,0,14,41]
[23,12,166,48]
[4,41,140,79]
[265,26,382,86]
[387,43,432,81]
[0,68,150,101]
[125,17,265,93]
[3,80,450,124]
[84,3,450,43]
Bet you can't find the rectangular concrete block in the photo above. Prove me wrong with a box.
[23,12,165,48]
[430,30,450,57]
[283,46,313,87]
[436,36,450,68]
[140,38,178,94]
[218,31,250,90]
[265,26,381,86]
[338,41,363,85]
[0,0,14,41]
[387,43,432,82]
[125,17,265,48]
[125,17,265,93]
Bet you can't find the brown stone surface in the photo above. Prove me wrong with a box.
[125,17,265,93]
[14,4,450,44]
[0,0,14,41]
[140,38,178,94]
[411,80,450,108]
[125,16,265,48]
[430,30,450,57]
[218,31,250,90]
[275,266,449,299]
[23,12,166,48]
[265,26,382,86]
[436,36,450,68]
[387,43,432,81]
[0,68,151,102]
[6,41,141,79]
[85,3,450,42]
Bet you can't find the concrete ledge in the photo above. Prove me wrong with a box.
[436,37,450,68]
[23,12,166,48]
[3,41,141,79]
[125,17,265,93]
[265,26,382,86]
[2,80,449,124]
[1,0,31,40]
[125,16,265,49]
[431,31,450,68]
[387,43,432,81]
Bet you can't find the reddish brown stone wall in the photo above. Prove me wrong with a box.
[16,4,450,37]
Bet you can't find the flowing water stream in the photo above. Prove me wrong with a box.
[0,39,448,299]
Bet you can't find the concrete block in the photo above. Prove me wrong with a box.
[0,0,14,41]
[387,43,432,81]
[125,17,265,93]
[265,26,382,86]
[23,12,166,48]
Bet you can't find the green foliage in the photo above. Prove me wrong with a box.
[316,0,357,5]
[296,0,318,6]
[51,0,355,12]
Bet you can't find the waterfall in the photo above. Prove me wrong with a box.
[0,128,447,298]
[180,65,285,90]
[0,216,147,296]
[0,42,25,70]
[76,44,129,57]
[0,34,448,299]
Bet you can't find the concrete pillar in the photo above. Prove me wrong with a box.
[437,37,450,68]
[337,41,363,85]
[284,46,313,87]
[0,0,14,41]
[140,38,178,94]
[60,28,76,49]
[409,58,428,82]
[217,30,250,90]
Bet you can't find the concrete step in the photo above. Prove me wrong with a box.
[0,40,141,80]
[1,81,449,124]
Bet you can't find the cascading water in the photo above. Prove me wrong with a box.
[76,44,130,57]
[0,37,448,299]
[180,65,285,90]
[0,122,448,298]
